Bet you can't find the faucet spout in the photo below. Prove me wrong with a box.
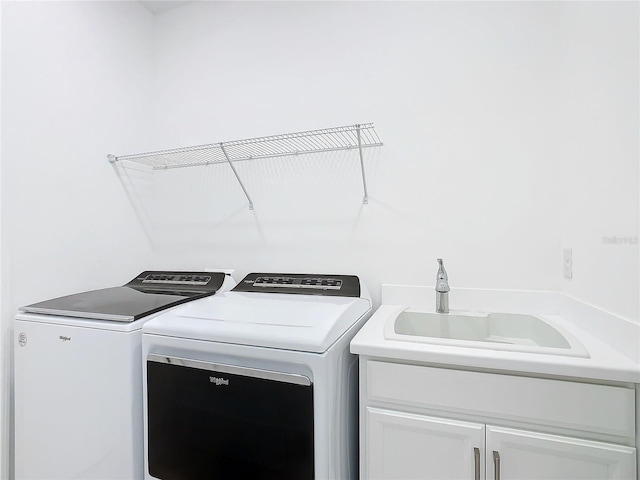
[435,258,450,313]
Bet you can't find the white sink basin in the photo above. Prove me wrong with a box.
[384,309,589,358]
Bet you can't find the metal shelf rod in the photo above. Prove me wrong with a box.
[356,124,369,205]
[219,143,254,210]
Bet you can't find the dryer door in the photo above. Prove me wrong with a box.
[146,355,314,479]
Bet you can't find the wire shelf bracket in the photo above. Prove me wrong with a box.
[108,123,383,209]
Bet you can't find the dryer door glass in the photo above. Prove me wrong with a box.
[146,356,314,479]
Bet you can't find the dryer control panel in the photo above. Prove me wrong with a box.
[233,273,361,297]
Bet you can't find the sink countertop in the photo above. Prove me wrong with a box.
[350,286,640,385]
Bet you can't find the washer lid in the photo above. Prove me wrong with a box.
[19,271,229,322]
[142,291,372,353]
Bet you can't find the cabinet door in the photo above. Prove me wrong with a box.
[365,407,485,480]
[486,426,636,480]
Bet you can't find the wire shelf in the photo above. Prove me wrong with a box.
[109,123,383,209]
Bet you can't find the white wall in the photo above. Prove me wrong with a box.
[1,1,156,477]
[555,1,639,322]
[142,1,569,307]
[144,0,638,317]
[0,2,5,475]
[120,0,638,318]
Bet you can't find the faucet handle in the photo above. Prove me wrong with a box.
[436,258,450,292]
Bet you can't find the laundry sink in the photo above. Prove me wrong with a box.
[384,309,589,358]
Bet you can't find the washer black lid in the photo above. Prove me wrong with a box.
[20,271,227,322]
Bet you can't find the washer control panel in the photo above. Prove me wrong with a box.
[142,273,212,286]
[128,271,226,293]
[234,273,360,297]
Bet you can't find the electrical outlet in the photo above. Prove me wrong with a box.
[563,248,573,279]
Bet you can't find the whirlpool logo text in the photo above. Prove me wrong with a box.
[209,376,229,386]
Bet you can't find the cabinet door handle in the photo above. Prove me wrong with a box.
[493,451,501,480]
[473,447,480,480]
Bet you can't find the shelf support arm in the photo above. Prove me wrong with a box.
[219,143,254,210]
[356,124,369,205]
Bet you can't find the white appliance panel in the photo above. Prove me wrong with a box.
[14,320,143,479]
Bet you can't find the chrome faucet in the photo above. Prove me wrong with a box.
[435,258,450,313]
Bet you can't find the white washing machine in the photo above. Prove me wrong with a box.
[142,272,372,480]
[14,270,235,480]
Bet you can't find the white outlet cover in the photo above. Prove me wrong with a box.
[563,248,573,279]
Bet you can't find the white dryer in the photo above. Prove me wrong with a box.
[14,271,235,480]
[142,273,372,480]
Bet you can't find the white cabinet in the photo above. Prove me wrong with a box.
[366,408,484,480]
[486,426,636,480]
[359,360,637,480]
[365,408,635,480]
